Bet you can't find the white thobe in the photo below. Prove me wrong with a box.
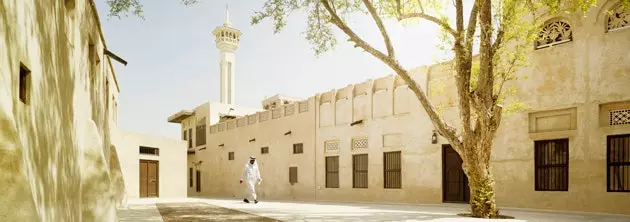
[241,163,262,200]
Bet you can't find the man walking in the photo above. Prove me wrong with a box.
[240,156,262,203]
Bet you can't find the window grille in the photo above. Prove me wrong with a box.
[326,156,340,188]
[607,134,630,192]
[353,154,368,188]
[384,151,402,189]
[535,139,569,191]
[139,146,159,155]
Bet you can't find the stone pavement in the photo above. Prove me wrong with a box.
[118,198,630,222]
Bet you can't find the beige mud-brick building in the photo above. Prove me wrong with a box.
[171,0,630,216]
[1,0,187,220]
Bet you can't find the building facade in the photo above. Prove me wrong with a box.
[1,0,187,220]
[173,0,630,215]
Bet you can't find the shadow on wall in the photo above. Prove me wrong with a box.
[110,145,126,207]
[0,1,120,221]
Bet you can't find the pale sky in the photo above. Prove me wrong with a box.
[94,0,448,139]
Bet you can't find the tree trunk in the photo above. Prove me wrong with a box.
[463,152,499,218]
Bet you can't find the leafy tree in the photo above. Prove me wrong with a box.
[107,0,622,218]
[249,0,597,218]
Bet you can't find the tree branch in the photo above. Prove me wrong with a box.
[397,13,458,36]
[452,0,473,141]
[319,0,459,144]
[361,0,395,58]
[465,0,479,54]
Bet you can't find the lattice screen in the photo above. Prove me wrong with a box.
[259,112,269,122]
[218,123,225,132]
[285,104,295,116]
[352,138,368,149]
[248,115,257,125]
[209,126,217,134]
[237,118,246,127]
[610,109,630,126]
[227,121,235,130]
[272,108,282,119]
[325,140,340,152]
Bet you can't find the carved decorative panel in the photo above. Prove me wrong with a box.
[352,138,368,150]
[536,21,572,49]
[237,118,246,127]
[218,123,225,132]
[610,109,630,126]
[607,5,629,32]
[210,125,217,134]
[227,121,235,130]
[285,104,295,116]
[299,101,309,113]
[248,115,257,125]
[325,140,340,153]
[260,111,270,122]
[272,108,282,119]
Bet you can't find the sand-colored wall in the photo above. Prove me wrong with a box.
[180,0,629,216]
[0,0,122,220]
[313,68,446,203]
[189,98,318,200]
[427,1,630,214]
[117,131,188,201]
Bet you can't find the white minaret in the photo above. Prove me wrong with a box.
[212,5,241,105]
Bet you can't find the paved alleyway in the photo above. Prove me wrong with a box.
[118,198,630,222]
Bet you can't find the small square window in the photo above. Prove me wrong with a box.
[228,152,234,160]
[293,143,303,154]
[19,64,31,104]
[261,147,269,154]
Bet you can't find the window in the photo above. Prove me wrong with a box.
[261,147,269,154]
[325,156,339,188]
[535,20,573,49]
[384,151,402,189]
[353,154,368,188]
[228,152,234,160]
[183,130,187,140]
[189,168,193,187]
[289,167,298,184]
[606,4,629,32]
[293,143,303,154]
[188,128,192,148]
[18,64,30,104]
[139,146,159,156]
[196,118,206,146]
[535,139,569,191]
[607,134,630,192]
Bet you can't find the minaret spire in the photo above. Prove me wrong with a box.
[224,5,232,27]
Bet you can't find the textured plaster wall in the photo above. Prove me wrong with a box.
[427,1,630,215]
[181,1,628,216]
[0,0,121,220]
[190,98,317,200]
[314,68,444,204]
[118,131,187,200]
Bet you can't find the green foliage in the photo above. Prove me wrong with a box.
[106,0,200,19]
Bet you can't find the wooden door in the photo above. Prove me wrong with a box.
[139,161,148,197]
[139,160,159,198]
[442,145,470,203]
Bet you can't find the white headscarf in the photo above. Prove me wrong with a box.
[248,156,259,171]
[243,156,262,182]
